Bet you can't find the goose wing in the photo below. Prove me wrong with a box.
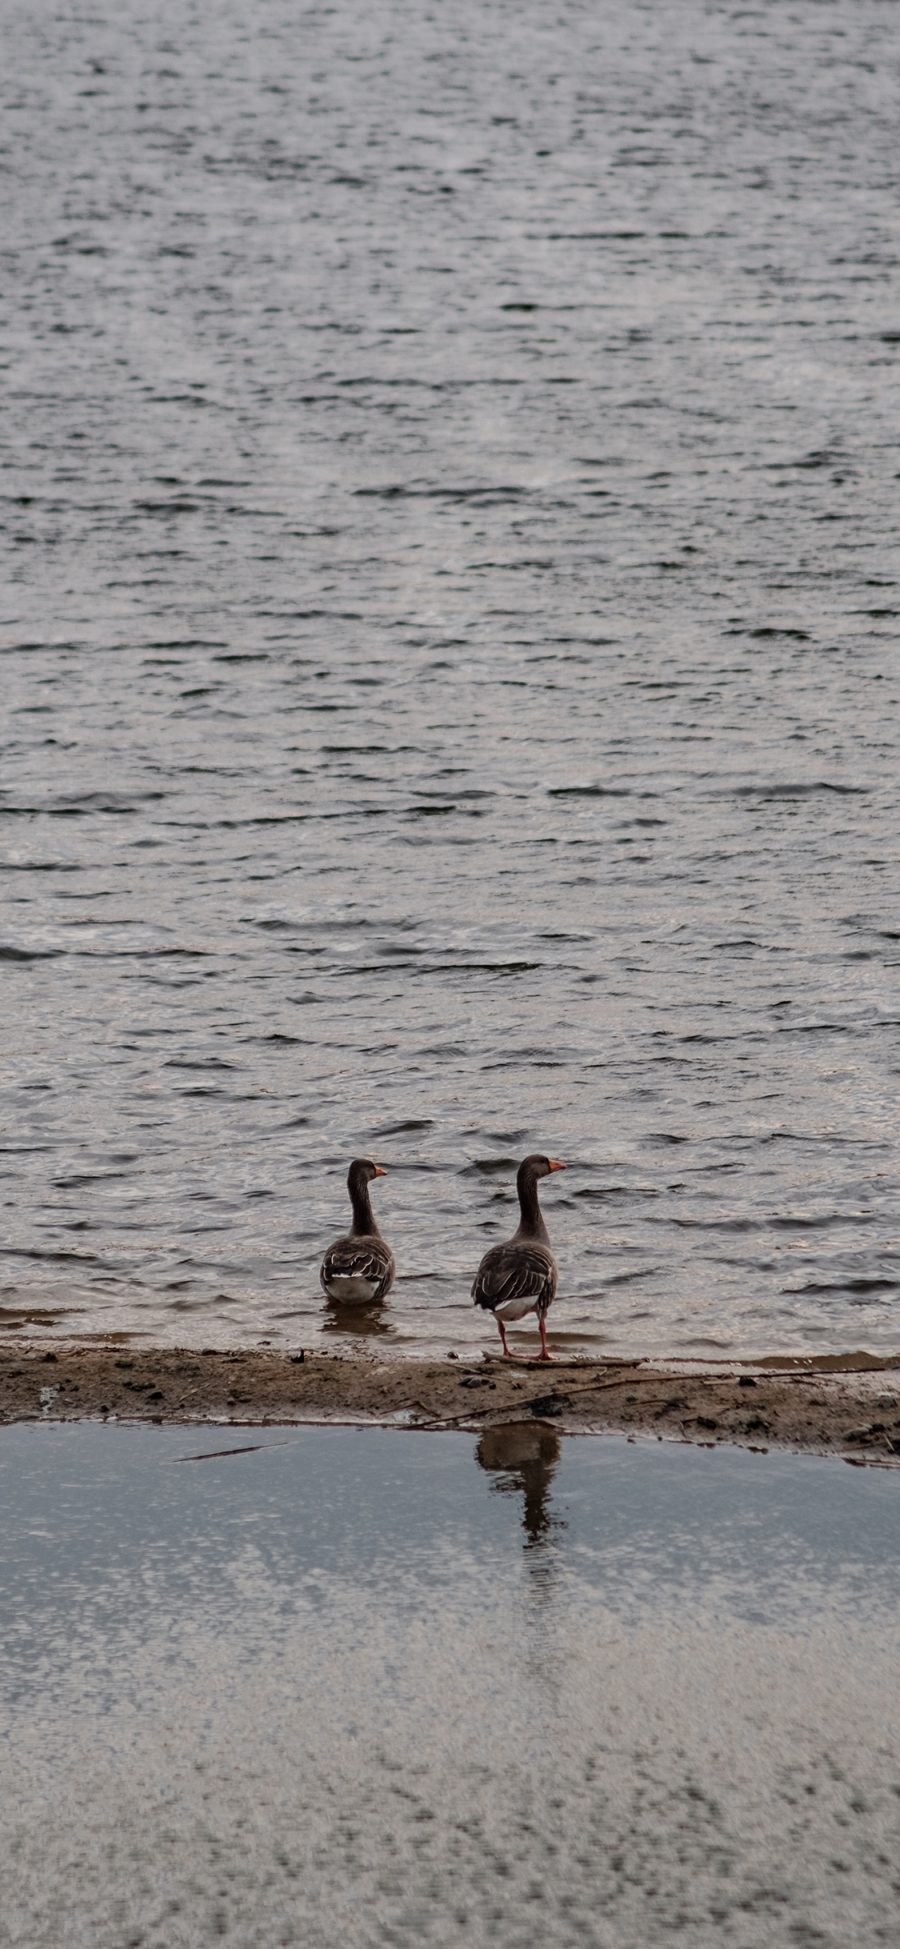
[472,1240,557,1313]
[321,1235,394,1300]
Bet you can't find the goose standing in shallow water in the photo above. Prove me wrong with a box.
[320,1158,395,1304]
[472,1154,566,1360]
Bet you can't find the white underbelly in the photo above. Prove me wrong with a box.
[493,1295,538,1322]
[324,1274,380,1304]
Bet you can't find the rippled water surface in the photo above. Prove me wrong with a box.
[2,0,900,1357]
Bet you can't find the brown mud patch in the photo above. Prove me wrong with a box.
[3,1343,900,1462]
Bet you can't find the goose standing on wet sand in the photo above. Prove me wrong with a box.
[320,1158,395,1304]
[472,1154,566,1360]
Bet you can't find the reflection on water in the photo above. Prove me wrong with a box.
[2,1425,898,1947]
[0,1426,896,1941]
[475,1423,563,1552]
[321,1296,395,1338]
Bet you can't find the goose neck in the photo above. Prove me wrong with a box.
[515,1166,549,1244]
[349,1177,379,1237]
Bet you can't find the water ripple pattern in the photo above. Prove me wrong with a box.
[2,0,899,1357]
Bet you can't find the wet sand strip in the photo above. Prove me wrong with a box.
[3,1344,900,1461]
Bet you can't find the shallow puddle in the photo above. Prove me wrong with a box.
[1,1426,898,1947]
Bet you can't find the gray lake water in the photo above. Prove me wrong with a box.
[1,1424,899,1947]
[2,0,900,1360]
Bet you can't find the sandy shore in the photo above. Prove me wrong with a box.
[3,1342,900,1461]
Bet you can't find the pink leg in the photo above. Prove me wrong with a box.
[497,1316,512,1358]
[537,1313,553,1362]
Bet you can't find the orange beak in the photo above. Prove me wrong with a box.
[548,1158,566,1172]
[373,1165,387,1178]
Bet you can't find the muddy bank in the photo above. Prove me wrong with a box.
[3,1343,900,1461]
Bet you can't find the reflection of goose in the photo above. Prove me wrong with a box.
[471,1154,566,1358]
[321,1296,393,1338]
[476,1422,561,1548]
[319,1159,395,1304]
